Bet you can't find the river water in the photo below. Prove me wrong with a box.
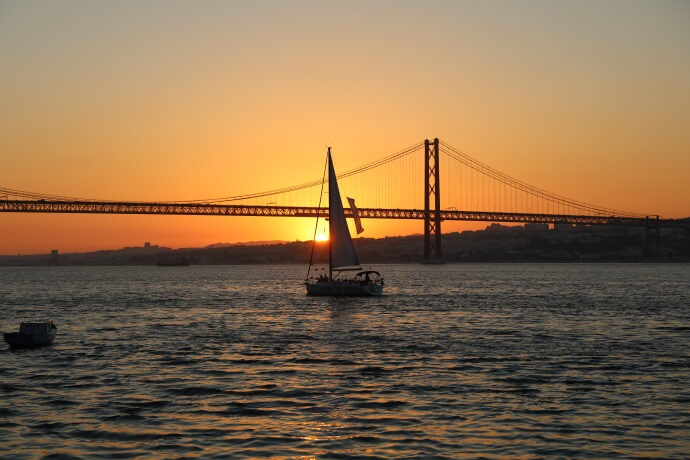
[1,264,689,459]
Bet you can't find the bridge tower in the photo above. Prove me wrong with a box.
[424,138,443,262]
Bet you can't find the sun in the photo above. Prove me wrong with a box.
[315,234,329,242]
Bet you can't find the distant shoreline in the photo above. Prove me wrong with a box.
[1,260,688,268]
[2,223,688,266]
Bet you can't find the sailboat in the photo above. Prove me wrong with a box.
[305,148,383,296]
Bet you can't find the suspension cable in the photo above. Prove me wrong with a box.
[0,141,424,205]
[2,139,649,218]
[167,141,425,204]
[440,141,645,217]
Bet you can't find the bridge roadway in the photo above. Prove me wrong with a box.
[0,199,670,227]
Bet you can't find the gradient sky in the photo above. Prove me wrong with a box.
[1,0,689,254]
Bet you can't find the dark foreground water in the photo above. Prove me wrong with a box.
[1,264,689,459]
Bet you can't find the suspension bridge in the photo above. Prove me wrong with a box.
[1,138,680,260]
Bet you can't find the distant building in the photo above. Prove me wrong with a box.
[144,242,151,248]
[554,223,575,232]
[524,223,548,232]
[485,223,511,233]
[50,249,58,255]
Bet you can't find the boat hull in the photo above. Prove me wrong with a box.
[306,281,383,297]
[3,331,56,348]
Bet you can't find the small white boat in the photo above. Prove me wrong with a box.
[305,148,384,296]
[3,321,57,348]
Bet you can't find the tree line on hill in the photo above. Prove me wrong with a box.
[1,222,688,266]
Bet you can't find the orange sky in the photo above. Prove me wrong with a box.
[1,1,689,254]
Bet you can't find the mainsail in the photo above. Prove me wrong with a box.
[328,151,360,269]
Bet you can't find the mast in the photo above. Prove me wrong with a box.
[305,151,329,282]
[328,147,333,281]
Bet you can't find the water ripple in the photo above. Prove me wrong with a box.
[1,264,689,458]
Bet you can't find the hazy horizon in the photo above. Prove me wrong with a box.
[2,0,689,253]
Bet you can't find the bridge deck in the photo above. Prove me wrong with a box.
[0,200,670,226]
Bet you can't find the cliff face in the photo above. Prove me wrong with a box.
[1,223,688,266]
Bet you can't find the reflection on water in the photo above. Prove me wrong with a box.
[1,264,689,458]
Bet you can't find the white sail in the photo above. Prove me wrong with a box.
[328,151,360,269]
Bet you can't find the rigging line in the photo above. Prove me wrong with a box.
[440,142,645,217]
[439,147,643,217]
[306,154,329,282]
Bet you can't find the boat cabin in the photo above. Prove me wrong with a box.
[19,321,56,335]
[354,270,383,285]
